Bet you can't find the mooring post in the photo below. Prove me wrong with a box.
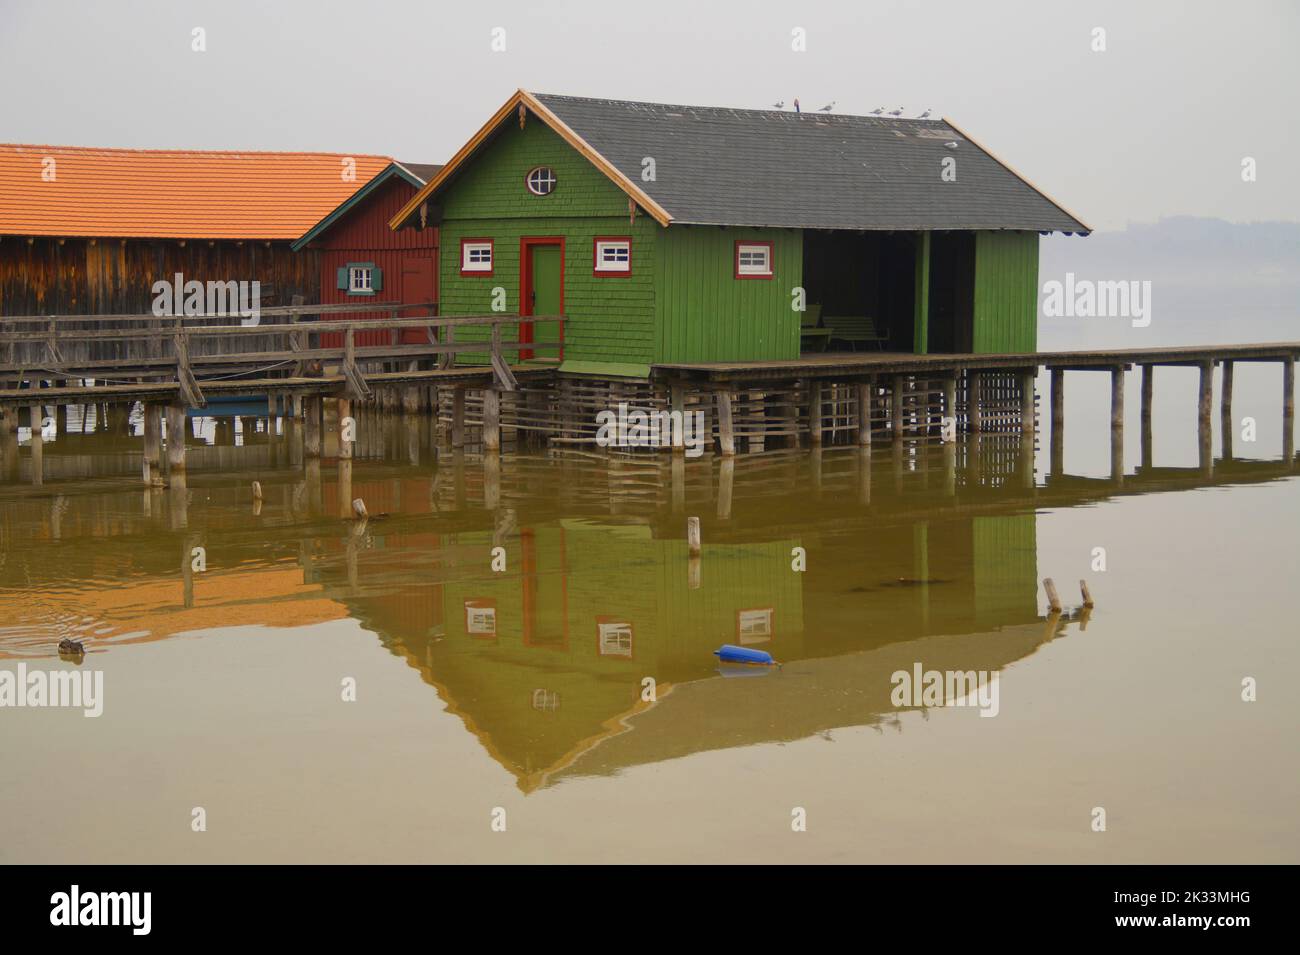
[687,516,701,555]
[1049,367,1064,476]
[856,380,873,448]
[303,396,322,458]
[337,397,352,460]
[1219,360,1234,460]
[1020,370,1036,434]
[451,387,466,449]
[1043,577,1062,614]
[891,375,905,441]
[1110,366,1125,483]
[1139,364,1153,470]
[967,372,982,434]
[143,402,162,484]
[483,388,501,453]
[943,376,957,435]
[29,403,44,486]
[165,404,187,475]
[717,457,734,520]
[717,390,736,456]
[1198,360,1214,474]
[1283,357,1295,464]
[670,384,686,454]
[805,382,822,446]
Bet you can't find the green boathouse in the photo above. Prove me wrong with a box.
[392,90,1089,376]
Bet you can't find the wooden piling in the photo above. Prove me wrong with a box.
[483,388,501,452]
[1080,579,1095,608]
[891,375,905,440]
[806,381,823,446]
[687,516,701,556]
[717,457,734,520]
[1043,577,1062,614]
[1020,370,1036,434]
[1284,358,1295,463]
[451,387,466,449]
[143,402,162,484]
[856,381,873,447]
[1140,364,1154,470]
[717,390,736,456]
[967,372,982,433]
[1050,367,1064,476]
[942,376,957,438]
[29,403,44,486]
[337,397,352,460]
[165,404,187,474]
[302,396,322,458]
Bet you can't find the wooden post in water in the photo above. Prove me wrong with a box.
[143,402,162,484]
[891,375,905,441]
[1284,358,1296,465]
[1050,368,1065,476]
[337,397,352,460]
[687,516,701,555]
[303,396,322,458]
[967,372,982,434]
[1198,360,1214,474]
[1110,367,1125,484]
[165,404,187,475]
[1140,364,1154,471]
[670,384,686,455]
[451,387,466,449]
[483,388,501,453]
[943,376,957,436]
[717,457,734,520]
[29,403,44,486]
[856,381,873,447]
[1020,370,1036,434]
[1043,577,1062,614]
[1220,360,1234,460]
[717,390,736,456]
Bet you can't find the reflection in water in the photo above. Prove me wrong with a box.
[2,403,1295,796]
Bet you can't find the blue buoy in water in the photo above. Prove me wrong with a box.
[713,644,776,666]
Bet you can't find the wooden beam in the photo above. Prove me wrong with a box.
[717,390,736,456]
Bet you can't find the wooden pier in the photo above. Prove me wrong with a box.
[0,301,1296,484]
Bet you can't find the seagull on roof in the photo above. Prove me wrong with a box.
[818,102,835,112]
[918,108,932,119]
[888,106,904,116]
[869,107,885,115]
[771,100,784,109]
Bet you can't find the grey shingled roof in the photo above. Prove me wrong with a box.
[398,162,443,185]
[534,93,1088,233]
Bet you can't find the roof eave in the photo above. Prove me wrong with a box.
[291,163,422,251]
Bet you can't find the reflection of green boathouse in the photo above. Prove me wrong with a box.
[340,510,1042,791]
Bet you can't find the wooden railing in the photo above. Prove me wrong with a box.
[0,303,564,406]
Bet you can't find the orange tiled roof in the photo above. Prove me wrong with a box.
[0,143,394,240]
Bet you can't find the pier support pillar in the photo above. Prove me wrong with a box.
[143,402,162,485]
[1140,365,1154,470]
[967,372,982,434]
[1284,358,1295,464]
[891,375,906,441]
[29,404,44,486]
[1220,360,1234,460]
[670,384,686,455]
[1198,361,1214,475]
[1109,367,1125,484]
[337,398,353,460]
[942,376,957,435]
[1050,368,1064,476]
[483,388,501,453]
[717,390,737,456]
[804,382,821,447]
[856,380,873,447]
[451,387,466,449]
[1020,370,1036,434]
[165,404,187,475]
[303,396,322,458]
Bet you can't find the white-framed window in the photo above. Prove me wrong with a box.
[526,166,558,195]
[735,241,773,278]
[338,261,381,296]
[594,237,631,275]
[737,608,774,644]
[349,266,372,291]
[465,600,497,636]
[461,239,493,275]
[531,689,561,712]
[597,619,634,658]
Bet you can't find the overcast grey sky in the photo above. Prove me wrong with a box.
[2,0,1296,230]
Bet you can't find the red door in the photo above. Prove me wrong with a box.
[401,256,436,344]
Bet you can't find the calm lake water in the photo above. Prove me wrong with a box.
[1,363,1297,864]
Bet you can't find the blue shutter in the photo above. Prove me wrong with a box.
[337,266,349,290]
[370,267,383,292]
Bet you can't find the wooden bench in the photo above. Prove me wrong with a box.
[823,315,888,351]
[799,304,832,352]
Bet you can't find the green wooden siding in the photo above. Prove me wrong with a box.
[972,230,1039,353]
[972,513,1038,627]
[655,226,802,363]
[437,120,657,365]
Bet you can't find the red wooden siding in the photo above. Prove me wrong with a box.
[311,174,439,346]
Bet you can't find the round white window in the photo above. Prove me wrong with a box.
[526,166,557,195]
